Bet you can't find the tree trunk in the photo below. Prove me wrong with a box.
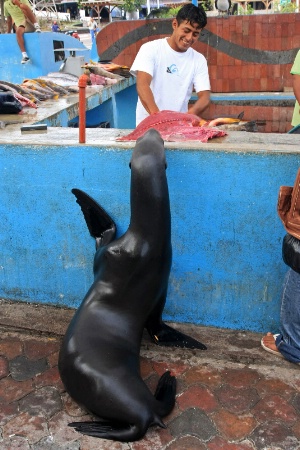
[0,0,6,33]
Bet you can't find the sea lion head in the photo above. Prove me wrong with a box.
[129,129,167,171]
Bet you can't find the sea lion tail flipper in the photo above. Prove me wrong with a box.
[154,370,176,416]
[72,188,116,248]
[148,322,207,350]
[68,420,149,442]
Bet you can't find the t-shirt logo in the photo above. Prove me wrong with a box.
[166,64,178,74]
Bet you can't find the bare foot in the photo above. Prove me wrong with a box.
[261,332,279,353]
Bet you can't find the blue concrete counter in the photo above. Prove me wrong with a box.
[0,127,299,333]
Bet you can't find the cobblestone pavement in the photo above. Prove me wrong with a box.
[0,301,299,450]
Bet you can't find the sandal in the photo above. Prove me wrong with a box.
[261,333,283,357]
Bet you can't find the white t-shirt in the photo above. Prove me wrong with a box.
[88,20,97,30]
[130,38,211,125]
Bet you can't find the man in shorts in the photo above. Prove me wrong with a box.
[4,0,41,64]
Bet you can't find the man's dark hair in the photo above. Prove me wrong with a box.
[176,4,207,29]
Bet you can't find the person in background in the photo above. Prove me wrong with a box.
[4,0,41,64]
[130,4,210,126]
[51,20,61,32]
[291,50,300,129]
[88,17,98,42]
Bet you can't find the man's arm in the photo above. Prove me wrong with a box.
[188,90,210,117]
[12,0,37,25]
[136,71,160,116]
[293,73,300,113]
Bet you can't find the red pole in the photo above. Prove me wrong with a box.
[78,74,88,143]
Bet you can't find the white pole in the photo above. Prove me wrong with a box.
[147,0,150,15]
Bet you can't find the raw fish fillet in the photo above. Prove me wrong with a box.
[117,110,227,142]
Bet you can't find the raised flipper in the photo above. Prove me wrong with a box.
[147,322,207,350]
[72,188,116,249]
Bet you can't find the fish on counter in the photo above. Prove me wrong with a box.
[0,80,40,103]
[45,72,79,85]
[0,74,80,108]
[200,112,257,132]
[200,111,245,127]
[82,63,124,80]
[0,83,38,109]
[205,117,242,127]
[21,80,56,100]
[116,110,227,142]
[14,92,37,109]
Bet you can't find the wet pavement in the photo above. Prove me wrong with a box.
[0,300,299,449]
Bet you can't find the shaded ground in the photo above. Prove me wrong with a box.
[0,300,299,449]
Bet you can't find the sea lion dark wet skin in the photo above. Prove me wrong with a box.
[58,129,205,442]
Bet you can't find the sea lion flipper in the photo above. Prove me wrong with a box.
[154,371,176,415]
[149,322,207,350]
[72,188,116,248]
[68,420,150,442]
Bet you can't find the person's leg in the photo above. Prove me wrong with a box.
[261,269,300,363]
[15,25,26,52]
[19,4,39,27]
[16,22,35,62]
[277,268,300,362]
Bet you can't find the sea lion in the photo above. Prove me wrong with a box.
[58,129,206,442]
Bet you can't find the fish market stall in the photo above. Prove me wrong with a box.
[0,35,299,334]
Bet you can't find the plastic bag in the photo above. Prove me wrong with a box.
[0,91,23,114]
[282,233,300,274]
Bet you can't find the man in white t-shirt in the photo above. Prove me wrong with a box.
[130,4,211,126]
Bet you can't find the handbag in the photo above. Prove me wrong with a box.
[277,168,300,240]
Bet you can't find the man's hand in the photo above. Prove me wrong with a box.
[188,90,210,117]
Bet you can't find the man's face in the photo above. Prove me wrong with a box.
[170,19,201,52]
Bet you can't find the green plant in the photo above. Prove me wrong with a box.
[237,3,254,14]
[273,0,297,12]
[202,0,214,11]
[123,0,143,13]
[147,6,181,18]
[280,1,297,12]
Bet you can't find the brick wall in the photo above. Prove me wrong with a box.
[97,13,300,93]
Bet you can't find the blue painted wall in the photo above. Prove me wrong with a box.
[0,142,299,332]
[0,33,90,83]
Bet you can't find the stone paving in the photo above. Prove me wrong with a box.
[0,301,299,450]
